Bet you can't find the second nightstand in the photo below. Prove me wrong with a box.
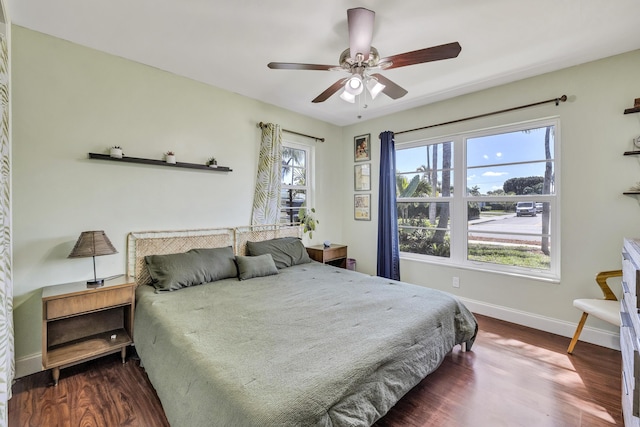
[306,244,348,268]
[42,275,136,385]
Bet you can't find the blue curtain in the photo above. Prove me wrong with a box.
[377,131,400,280]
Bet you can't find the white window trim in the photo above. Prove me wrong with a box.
[281,139,315,213]
[396,117,561,282]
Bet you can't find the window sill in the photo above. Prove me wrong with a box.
[399,252,560,284]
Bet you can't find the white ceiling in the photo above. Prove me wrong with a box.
[8,0,640,126]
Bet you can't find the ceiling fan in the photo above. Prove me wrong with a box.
[267,7,462,104]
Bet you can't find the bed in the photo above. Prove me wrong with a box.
[129,226,477,427]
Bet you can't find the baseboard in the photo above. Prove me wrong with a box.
[459,297,621,351]
[15,352,42,379]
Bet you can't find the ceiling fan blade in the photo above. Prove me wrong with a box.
[380,42,462,69]
[370,74,408,99]
[347,7,375,61]
[312,79,348,103]
[268,62,337,71]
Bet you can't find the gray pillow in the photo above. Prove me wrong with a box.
[145,246,237,292]
[246,237,311,269]
[235,254,278,280]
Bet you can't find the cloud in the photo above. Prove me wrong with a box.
[483,154,489,159]
[482,171,508,177]
[496,152,502,157]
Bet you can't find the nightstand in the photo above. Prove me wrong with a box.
[306,244,348,268]
[42,275,135,385]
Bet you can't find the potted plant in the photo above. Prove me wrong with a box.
[207,157,218,168]
[110,146,123,158]
[298,206,318,239]
[165,151,176,164]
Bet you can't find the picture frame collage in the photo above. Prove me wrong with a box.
[353,134,371,221]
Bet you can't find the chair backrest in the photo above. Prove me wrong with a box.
[595,270,623,301]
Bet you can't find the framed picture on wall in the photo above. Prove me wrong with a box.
[354,163,371,191]
[354,134,370,162]
[354,194,371,221]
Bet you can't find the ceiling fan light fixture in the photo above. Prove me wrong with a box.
[340,90,356,103]
[366,77,385,100]
[345,75,364,95]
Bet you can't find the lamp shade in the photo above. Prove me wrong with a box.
[345,75,364,95]
[366,77,385,100]
[68,231,117,258]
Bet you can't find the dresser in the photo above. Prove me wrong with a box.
[622,238,640,426]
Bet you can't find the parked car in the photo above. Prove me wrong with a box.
[535,202,543,213]
[516,201,537,217]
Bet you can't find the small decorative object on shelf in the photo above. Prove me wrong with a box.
[110,146,123,158]
[165,151,176,164]
[323,240,331,248]
[627,182,640,192]
[624,97,640,114]
[207,157,218,168]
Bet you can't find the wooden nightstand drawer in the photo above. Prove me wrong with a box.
[45,286,133,320]
[306,244,348,268]
[324,246,347,262]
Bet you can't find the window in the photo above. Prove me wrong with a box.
[396,119,559,280]
[280,141,314,224]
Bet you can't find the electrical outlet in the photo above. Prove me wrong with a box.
[452,277,460,288]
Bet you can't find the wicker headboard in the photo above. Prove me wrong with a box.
[127,224,303,286]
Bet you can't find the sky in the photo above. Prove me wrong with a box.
[396,125,555,195]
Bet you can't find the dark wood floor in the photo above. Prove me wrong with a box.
[9,314,623,427]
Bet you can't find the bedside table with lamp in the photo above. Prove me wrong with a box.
[42,230,135,385]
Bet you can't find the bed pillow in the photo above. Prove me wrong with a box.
[145,246,237,292]
[235,254,279,281]
[246,237,311,269]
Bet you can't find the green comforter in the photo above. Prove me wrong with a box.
[134,262,477,426]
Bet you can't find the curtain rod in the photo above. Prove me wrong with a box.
[395,95,568,136]
[257,122,325,142]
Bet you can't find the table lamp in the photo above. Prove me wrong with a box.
[68,230,118,287]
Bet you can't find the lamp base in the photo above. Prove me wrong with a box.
[86,279,104,288]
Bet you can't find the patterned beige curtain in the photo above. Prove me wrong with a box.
[251,123,282,225]
[0,34,13,426]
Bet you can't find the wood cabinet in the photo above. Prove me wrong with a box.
[42,276,135,385]
[622,238,640,426]
[306,244,348,268]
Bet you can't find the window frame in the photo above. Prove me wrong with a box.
[280,140,315,224]
[396,117,561,282]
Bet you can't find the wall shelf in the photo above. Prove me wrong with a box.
[624,107,640,115]
[88,153,232,172]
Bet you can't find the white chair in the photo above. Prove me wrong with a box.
[567,270,622,354]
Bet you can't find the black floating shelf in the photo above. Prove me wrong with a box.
[624,151,640,156]
[624,107,640,114]
[88,153,232,172]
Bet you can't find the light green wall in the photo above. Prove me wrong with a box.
[342,49,640,337]
[11,26,343,361]
[11,22,640,371]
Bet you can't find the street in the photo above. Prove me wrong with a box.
[469,213,544,244]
